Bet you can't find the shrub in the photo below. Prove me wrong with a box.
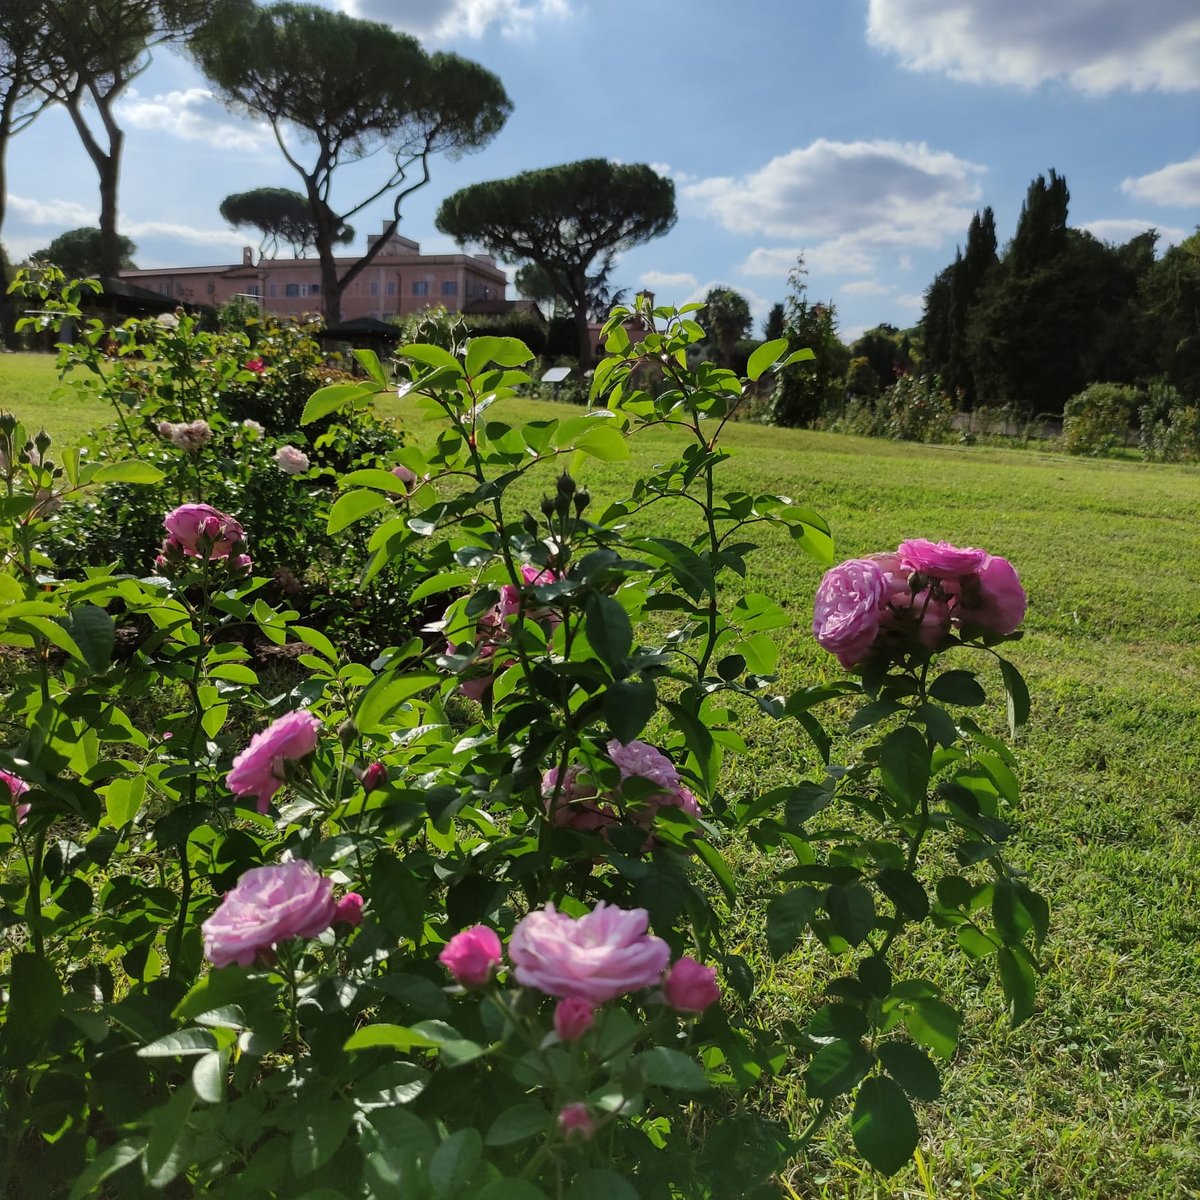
[1139,380,1200,463]
[1062,382,1138,456]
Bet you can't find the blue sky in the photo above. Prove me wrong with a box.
[5,0,1198,339]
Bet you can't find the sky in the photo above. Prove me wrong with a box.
[5,0,1199,341]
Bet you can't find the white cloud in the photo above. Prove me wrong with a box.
[867,0,1200,94]
[638,270,698,294]
[124,221,249,251]
[841,280,891,296]
[8,194,95,227]
[117,88,271,153]
[1121,153,1200,208]
[341,0,568,39]
[684,139,983,247]
[895,293,925,312]
[1082,219,1187,248]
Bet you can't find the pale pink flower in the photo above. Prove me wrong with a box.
[508,902,670,1006]
[554,996,595,1041]
[556,1103,596,1141]
[226,710,321,812]
[391,464,417,492]
[542,764,616,832]
[897,538,987,580]
[812,557,889,670]
[240,419,265,438]
[161,419,212,452]
[956,553,1026,636]
[607,740,681,790]
[201,860,336,968]
[275,445,310,474]
[663,956,720,1014]
[439,925,503,987]
[163,503,245,560]
[1,768,30,824]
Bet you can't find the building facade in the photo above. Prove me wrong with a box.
[119,226,510,321]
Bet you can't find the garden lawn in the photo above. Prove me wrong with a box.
[0,351,100,447]
[6,355,1199,1197]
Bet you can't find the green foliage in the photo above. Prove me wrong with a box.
[0,284,1047,1196]
[1139,380,1200,462]
[219,186,354,259]
[1061,382,1138,456]
[30,226,137,276]
[845,355,881,398]
[436,159,676,367]
[701,286,752,367]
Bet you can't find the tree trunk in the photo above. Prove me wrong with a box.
[575,303,593,372]
[96,128,123,278]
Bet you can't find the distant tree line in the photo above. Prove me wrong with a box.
[922,170,1200,415]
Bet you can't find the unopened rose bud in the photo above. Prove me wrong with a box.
[522,511,539,537]
[540,496,556,520]
[573,489,590,514]
[360,761,387,792]
[333,892,364,926]
[337,719,356,748]
[556,471,575,497]
[556,1103,596,1142]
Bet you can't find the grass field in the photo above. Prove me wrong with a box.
[3,351,1199,1197]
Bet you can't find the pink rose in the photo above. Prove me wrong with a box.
[508,902,671,1006]
[556,1103,596,1142]
[957,554,1026,636]
[226,710,321,812]
[439,925,503,987]
[607,740,681,790]
[275,445,310,475]
[244,357,265,375]
[391,464,417,492]
[554,996,595,1041]
[1,768,30,824]
[360,762,388,793]
[201,860,336,968]
[897,538,987,580]
[163,503,246,560]
[812,558,889,670]
[663,956,720,1014]
[333,892,364,927]
[497,564,560,627]
[542,765,616,832]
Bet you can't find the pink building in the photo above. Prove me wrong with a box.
[119,226,510,321]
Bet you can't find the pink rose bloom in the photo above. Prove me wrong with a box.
[554,996,595,1041]
[163,503,245,559]
[542,764,616,832]
[1,768,30,824]
[226,710,321,812]
[157,421,173,437]
[607,740,681,790]
[663,956,720,1014]
[275,445,310,474]
[497,564,560,624]
[509,902,671,1006]
[956,554,1026,636]
[202,860,336,968]
[244,357,265,375]
[333,892,364,926]
[897,538,987,580]
[812,558,889,670]
[656,784,702,818]
[391,464,417,492]
[439,925,503,987]
[557,1103,596,1142]
[360,762,388,793]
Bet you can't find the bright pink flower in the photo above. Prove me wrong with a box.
[202,860,335,968]
[556,1103,596,1141]
[439,925,503,987]
[333,892,364,927]
[812,557,889,669]
[958,554,1026,636]
[663,956,720,1014]
[554,996,595,1041]
[607,740,681,790]
[508,902,670,1006]
[360,761,388,793]
[226,710,321,812]
[244,357,265,375]
[163,503,245,559]
[1,768,30,824]
[897,538,987,580]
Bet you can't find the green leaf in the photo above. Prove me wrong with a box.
[826,883,876,945]
[292,1100,354,1177]
[805,1039,873,1100]
[5,953,63,1063]
[429,1127,481,1199]
[877,1042,941,1101]
[485,1103,549,1146]
[766,887,819,958]
[997,656,1030,735]
[929,670,986,706]
[353,347,389,387]
[850,1076,919,1176]
[144,1081,196,1188]
[301,382,372,424]
[603,680,656,744]
[66,604,115,673]
[192,1049,227,1104]
[91,460,164,485]
[566,1169,639,1200]
[355,671,439,734]
[477,1181,548,1200]
[902,998,961,1060]
[174,966,273,1021]
[746,337,789,381]
[68,1138,145,1200]
[585,593,632,674]
[401,343,464,374]
[328,488,390,535]
[997,944,1039,1026]
[876,869,929,922]
[465,335,533,375]
[103,776,146,827]
[879,725,929,814]
[344,1024,438,1052]
[137,1028,218,1058]
[634,1046,709,1091]
[573,424,629,461]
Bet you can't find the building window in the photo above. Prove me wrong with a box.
[269,283,277,297]
[412,281,430,297]
[369,280,379,297]
[441,280,458,297]
[386,280,396,297]
[245,285,260,298]
[285,283,300,297]
[310,282,320,295]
